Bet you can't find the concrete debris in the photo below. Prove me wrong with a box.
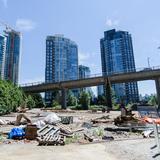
[33,120,46,129]
[60,116,73,124]
[0,119,7,125]
[44,113,61,124]
[142,130,154,138]
[82,122,92,129]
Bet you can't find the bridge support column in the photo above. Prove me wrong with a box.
[105,77,112,111]
[61,88,67,109]
[155,78,160,110]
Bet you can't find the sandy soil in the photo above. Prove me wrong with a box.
[0,139,158,160]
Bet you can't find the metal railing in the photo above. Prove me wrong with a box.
[20,65,160,87]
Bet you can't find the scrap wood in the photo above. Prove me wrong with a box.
[59,132,73,137]
[91,119,111,123]
[56,123,73,135]
[72,128,84,133]
[79,137,144,145]
[92,115,110,120]
[98,115,110,119]
[41,108,75,113]
[104,126,150,132]
[114,115,139,126]
[91,115,111,124]
[84,133,93,142]
[79,139,112,145]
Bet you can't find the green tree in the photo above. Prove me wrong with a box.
[67,90,77,106]
[0,80,25,115]
[26,95,35,109]
[105,78,112,109]
[148,95,158,106]
[30,93,44,108]
[97,95,106,105]
[79,91,91,110]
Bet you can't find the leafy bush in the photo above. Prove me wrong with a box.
[52,100,61,109]
[112,104,120,110]
[0,80,25,115]
[69,105,83,110]
[148,95,158,106]
[89,105,105,111]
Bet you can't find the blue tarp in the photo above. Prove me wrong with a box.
[8,128,25,139]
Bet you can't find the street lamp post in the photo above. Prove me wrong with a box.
[147,57,150,68]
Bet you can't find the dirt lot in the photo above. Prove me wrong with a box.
[0,139,158,160]
[0,109,159,160]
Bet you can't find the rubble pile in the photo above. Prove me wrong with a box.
[0,107,153,147]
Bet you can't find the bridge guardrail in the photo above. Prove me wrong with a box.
[20,65,160,87]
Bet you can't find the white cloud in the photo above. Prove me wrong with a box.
[78,51,99,64]
[78,52,90,62]
[106,18,119,27]
[1,0,8,8]
[16,19,36,32]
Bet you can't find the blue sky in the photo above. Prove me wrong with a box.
[0,0,160,95]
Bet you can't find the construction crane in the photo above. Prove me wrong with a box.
[0,20,15,32]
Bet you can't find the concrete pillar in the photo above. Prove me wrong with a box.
[61,88,67,109]
[155,78,160,110]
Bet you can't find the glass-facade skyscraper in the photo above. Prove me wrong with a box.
[79,65,90,79]
[0,29,21,84]
[100,29,139,103]
[79,65,91,92]
[0,34,6,79]
[4,30,21,84]
[45,35,78,104]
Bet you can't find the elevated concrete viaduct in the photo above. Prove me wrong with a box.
[21,68,160,109]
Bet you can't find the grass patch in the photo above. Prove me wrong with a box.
[65,134,80,144]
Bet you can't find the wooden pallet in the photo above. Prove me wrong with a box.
[37,134,65,146]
